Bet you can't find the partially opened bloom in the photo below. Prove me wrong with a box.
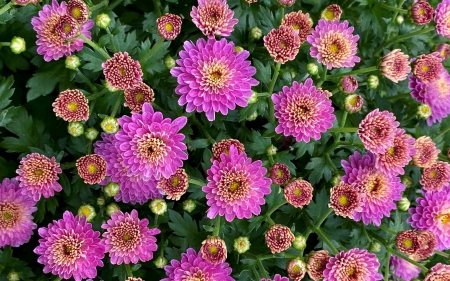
[411,1,434,25]
[424,263,450,280]
[412,53,444,82]
[287,259,306,281]
[277,0,295,7]
[66,0,90,24]
[307,20,360,70]
[284,179,313,208]
[265,224,295,253]
[339,75,358,94]
[396,230,420,255]
[102,52,143,91]
[157,168,189,200]
[31,0,94,61]
[412,136,440,168]
[16,153,62,201]
[307,250,330,281]
[101,209,160,264]
[171,38,258,121]
[389,256,421,281]
[380,49,411,83]
[415,230,437,260]
[270,163,291,185]
[200,236,227,265]
[281,11,313,44]
[190,0,238,38]
[212,139,245,162]
[435,0,450,38]
[157,13,182,40]
[34,211,105,281]
[203,145,272,222]
[76,154,107,185]
[420,161,450,193]
[264,26,301,64]
[436,43,450,60]
[124,83,155,113]
[344,94,363,113]
[52,89,89,122]
[0,178,37,247]
[321,4,342,21]
[162,248,234,281]
[272,79,336,143]
[329,183,362,218]
[126,278,144,281]
[323,248,382,281]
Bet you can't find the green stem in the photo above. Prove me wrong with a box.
[106,27,118,53]
[125,263,133,277]
[79,34,110,59]
[268,62,281,123]
[265,198,287,218]
[384,250,390,281]
[326,66,378,79]
[153,214,159,228]
[90,0,107,11]
[434,250,450,259]
[385,1,406,41]
[337,141,365,148]
[140,38,165,64]
[108,0,123,10]
[265,216,275,226]
[191,115,215,144]
[0,2,13,17]
[110,94,122,117]
[252,267,261,280]
[434,125,450,140]
[268,154,275,165]
[374,26,435,55]
[87,88,108,101]
[314,227,339,255]
[438,154,449,162]
[379,225,398,235]
[317,66,327,87]
[328,127,358,133]
[76,69,97,93]
[257,259,269,279]
[212,215,221,236]
[339,111,348,128]
[315,208,333,228]
[375,1,408,13]
[0,42,10,47]
[152,0,162,17]
[326,154,338,174]
[61,162,76,169]
[386,93,410,101]
[188,178,206,187]
[87,141,92,154]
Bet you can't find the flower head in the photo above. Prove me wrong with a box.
[264,26,301,64]
[306,250,330,281]
[124,83,155,113]
[435,0,450,38]
[16,153,62,201]
[261,275,289,281]
[287,259,306,281]
[212,139,245,162]
[157,168,189,200]
[233,236,251,253]
[66,0,90,24]
[102,52,143,91]
[307,20,360,70]
[281,11,313,44]
[323,248,382,281]
[31,0,93,61]
[52,89,89,122]
[329,183,362,218]
[272,78,336,143]
[435,43,450,60]
[414,230,437,260]
[203,145,272,222]
[411,0,434,25]
[77,204,96,222]
[0,178,37,247]
[76,154,107,185]
[344,94,363,113]
[420,161,450,193]
[190,0,238,38]
[424,263,450,281]
[101,210,159,264]
[157,13,182,40]
[412,53,444,83]
[277,0,294,7]
[321,4,342,21]
[412,136,440,168]
[171,38,258,121]
[34,211,105,281]
[380,49,411,83]
[270,163,291,185]
[284,179,313,208]
[389,256,421,281]
[396,230,420,255]
[265,224,295,254]
[339,75,358,94]
[200,236,227,265]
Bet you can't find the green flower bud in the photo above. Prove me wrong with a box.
[234,46,244,53]
[7,271,20,281]
[65,55,81,70]
[417,104,432,119]
[100,116,119,134]
[77,204,96,222]
[164,56,176,69]
[250,26,263,40]
[331,174,342,186]
[396,15,404,24]
[266,144,277,156]
[105,203,120,216]
[367,75,379,89]
[400,175,413,189]
[149,198,167,215]
[369,241,382,253]
[306,63,319,76]
[104,182,120,197]
[84,127,99,141]
[95,13,111,29]
[233,236,251,254]
[68,122,84,137]
[183,199,196,213]
[154,256,168,268]
[292,234,307,251]
[103,80,119,93]
[10,36,26,54]
[247,111,258,121]
[398,197,411,212]
[247,90,258,104]
[97,196,105,206]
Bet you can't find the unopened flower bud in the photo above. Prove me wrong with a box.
[396,15,404,24]
[277,0,295,8]
[306,63,319,76]
[164,55,176,69]
[367,75,379,89]
[65,55,81,70]
[154,256,168,268]
[339,75,358,94]
[7,271,20,281]
[104,182,120,197]
[250,26,262,40]
[234,236,251,254]
[84,127,99,140]
[95,13,111,29]
[292,234,307,251]
[247,90,258,104]
[344,94,364,113]
[100,116,119,134]
[400,175,413,188]
[10,36,26,54]
[68,122,84,137]
[417,104,432,119]
[150,198,167,215]
[97,196,105,206]
[398,197,411,212]
[247,111,258,121]
[331,174,342,186]
[234,46,244,53]
[103,80,119,93]
[105,202,120,216]
[77,204,96,222]
[183,199,196,213]
[369,241,382,253]
[266,144,277,156]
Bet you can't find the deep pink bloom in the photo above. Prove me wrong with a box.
[101,210,160,264]
[124,83,155,113]
[157,168,189,201]
[272,78,336,143]
[157,13,182,40]
[66,0,90,24]
[202,145,272,222]
[329,183,362,219]
[339,75,358,94]
[411,0,434,25]
[162,248,234,281]
[212,139,246,162]
[412,53,445,83]
[435,0,450,38]
[281,11,313,44]
[264,26,301,64]
[31,0,93,61]
[284,179,313,208]
[76,154,107,185]
[190,0,238,38]
[307,250,330,281]
[265,224,295,254]
[34,211,105,281]
[424,263,450,280]
[0,178,37,247]
[420,161,450,193]
[171,38,258,121]
[261,274,289,281]
[307,20,360,70]
[436,43,450,60]
[102,52,143,91]
[52,89,89,122]
[389,256,421,281]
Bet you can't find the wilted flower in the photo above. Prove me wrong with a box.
[306,250,330,281]
[190,0,238,38]
[281,11,313,44]
[200,236,227,265]
[380,49,411,83]
[52,89,89,122]
[264,25,301,64]
[157,13,182,40]
[157,168,189,200]
[102,52,143,90]
[124,83,155,113]
[284,179,314,208]
[321,4,342,21]
[76,154,107,185]
[265,224,295,254]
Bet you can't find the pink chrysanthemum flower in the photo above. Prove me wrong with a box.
[436,43,450,60]
[261,274,289,281]
[284,179,313,208]
[16,153,62,201]
[124,83,155,113]
[270,163,291,185]
[157,168,189,201]
[277,0,295,7]
[411,0,434,25]
[200,236,227,265]
[34,211,105,281]
[339,75,358,94]
[389,256,421,281]
[412,53,444,83]
[420,161,450,193]
[116,103,188,180]
[321,4,342,21]
[424,263,450,280]
[264,26,301,64]
[323,248,382,281]
[408,186,450,250]
[203,145,272,222]
[415,230,437,261]
[190,0,238,38]
[286,259,306,281]
[101,209,160,264]
[380,49,411,83]
[212,139,246,162]
[66,0,90,24]
[281,11,313,44]
[358,109,400,154]
[157,13,182,40]
[307,20,360,70]
[94,133,163,204]
[31,0,93,62]
[307,250,330,281]
[76,154,107,185]
[329,183,362,219]
[162,248,234,281]
[396,230,420,255]
[0,178,37,247]
[412,136,440,168]
[272,78,336,143]
[171,38,258,121]
[265,224,295,254]
[341,151,405,226]
[52,89,89,122]
[435,0,450,39]
[102,52,143,91]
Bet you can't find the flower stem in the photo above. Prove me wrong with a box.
[315,208,333,228]
[328,127,358,133]
[314,227,339,255]
[326,66,378,79]
[76,69,97,93]
[188,178,206,187]
[375,1,408,13]
[90,0,107,11]
[384,250,390,281]
[153,214,159,228]
[265,216,275,226]
[434,250,450,259]
[108,0,123,10]
[79,34,110,59]
[106,27,118,53]
[252,267,261,280]
[61,162,75,169]
[379,225,398,235]
[125,264,133,277]
[257,259,269,279]
[374,26,435,55]
[0,2,13,17]
[213,215,221,236]
[268,62,281,123]
[87,88,108,101]
[110,94,122,117]
[434,125,450,141]
[152,0,162,17]
[0,42,10,47]
[265,198,287,218]
[140,38,165,64]
[385,93,411,101]
[191,115,215,144]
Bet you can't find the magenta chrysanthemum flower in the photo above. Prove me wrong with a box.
[261,274,289,281]
[408,186,450,250]
[202,145,272,222]
[31,0,93,61]
[435,0,450,38]
[0,178,37,247]
[380,49,411,83]
[102,52,143,91]
[162,248,234,281]
[16,153,62,201]
[52,89,89,122]
[436,43,450,60]
[389,256,421,281]
[101,209,160,264]
[321,4,342,21]
[412,53,444,83]
[76,154,107,185]
[264,26,301,64]
[272,78,336,143]
[281,11,313,44]
[270,163,291,185]
[411,0,434,25]
[339,75,358,94]
[323,248,382,281]
[171,38,258,121]
[34,211,105,281]
[94,133,163,205]
[424,263,450,280]
[307,20,360,70]
[200,236,227,265]
[358,109,400,154]
[284,179,313,208]
[191,0,238,38]
[420,161,450,193]
[157,168,189,201]
[124,83,155,113]
[412,136,440,168]
[342,151,405,226]
[115,103,188,180]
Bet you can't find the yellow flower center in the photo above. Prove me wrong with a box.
[436,212,450,225]
[294,188,302,196]
[72,7,82,19]
[348,96,358,107]
[276,170,284,179]
[208,245,218,254]
[348,267,355,276]
[67,101,78,112]
[123,234,131,241]
[418,8,425,16]
[329,44,339,53]
[81,207,91,217]
[118,67,126,77]
[292,264,302,274]
[87,163,98,174]
[339,194,348,206]
[165,23,174,32]
[324,10,335,20]
[429,170,437,178]
[63,23,72,33]
[105,124,113,131]
[34,169,44,175]
[2,212,12,220]
[421,106,430,113]
[172,176,180,187]
[64,245,72,255]
[280,41,287,48]
[292,24,300,30]
[135,92,144,103]
[402,238,413,249]
[421,65,429,72]
[387,146,395,155]
[230,181,241,192]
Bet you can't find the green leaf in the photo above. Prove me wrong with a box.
[78,47,106,72]
[137,39,171,75]
[0,75,14,110]
[306,189,330,222]
[253,58,271,86]
[168,210,204,248]
[112,264,128,281]
[190,139,209,149]
[248,130,271,155]
[293,141,315,159]
[305,157,333,185]
[0,106,19,127]
[35,197,59,223]
[111,25,138,54]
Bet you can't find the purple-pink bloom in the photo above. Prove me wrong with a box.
[261,274,289,281]
[34,211,105,281]
[202,145,272,222]
[435,0,450,39]
[389,256,421,281]
[31,0,93,61]
[272,78,336,143]
[101,209,160,265]
[171,38,258,121]
[162,248,234,281]
[0,178,37,247]
[190,0,238,38]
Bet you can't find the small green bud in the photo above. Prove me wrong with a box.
[247,90,258,104]
[100,116,119,134]
[266,144,277,156]
[400,175,413,189]
[183,199,196,213]
[234,46,244,53]
[68,122,84,137]
[104,182,120,197]
[331,174,342,186]
[367,75,379,89]
[398,197,411,212]
[65,55,81,70]
[10,37,26,54]
[396,15,404,24]
[84,127,99,141]
[250,26,263,40]
[149,198,167,215]
[292,234,307,251]
[306,63,319,76]
[7,271,20,281]
[290,69,297,79]
[77,204,96,222]
[95,13,111,29]
[97,196,105,206]
[105,203,120,216]
[154,256,168,268]
[369,241,382,253]
[417,104,432,119]
[104,80,119,92]
[164,55,176,69]
[233,236,251,253]
[247,111,258,121]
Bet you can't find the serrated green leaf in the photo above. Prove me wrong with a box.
[0,106,19,127]
[110,25,138,54]
[78,47,105,72]
[305,157,333,185]
[306,189,330,222]
[0,76,14,110]
[168,210,204,248]
[248,130,271,155]
[190,139,209,148]
[253,58,271,86]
